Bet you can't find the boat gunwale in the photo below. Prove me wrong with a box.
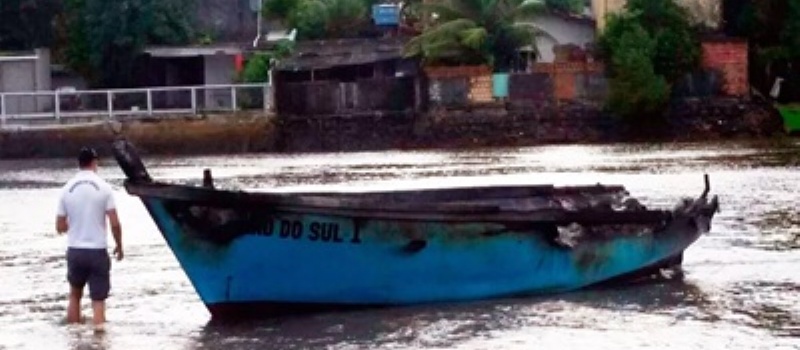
[125,180,679,225]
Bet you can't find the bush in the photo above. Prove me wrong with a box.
[241,53,271,83]
[598,0,699,121]
[606,22,669,120]
[263,0,370,40]
[625,0,700,82]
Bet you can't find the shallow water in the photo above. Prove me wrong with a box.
[0,141,798,349]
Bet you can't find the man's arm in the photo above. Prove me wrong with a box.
[56,216,68,234]
[56,193,68,234]
[107,209,123,261]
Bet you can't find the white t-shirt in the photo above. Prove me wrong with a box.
[57,170,116,249]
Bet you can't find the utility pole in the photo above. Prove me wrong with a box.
[251,0,263,48]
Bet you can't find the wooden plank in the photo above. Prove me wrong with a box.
[275,184,625,204]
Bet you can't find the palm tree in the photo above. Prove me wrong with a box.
[404,0,545,71]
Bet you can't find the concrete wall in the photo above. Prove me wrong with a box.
[533,62,607,102]
[278,97,781,153]
[425,66,493,107]
[0,48,52,115]
[0,113,275,159]
[203,54,237,109]
[529,15,596,62]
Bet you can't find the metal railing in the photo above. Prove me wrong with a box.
[0,83,271,126]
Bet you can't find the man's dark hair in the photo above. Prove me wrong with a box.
[78,147,99,168]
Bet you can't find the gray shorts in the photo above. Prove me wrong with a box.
[66,248,111,301]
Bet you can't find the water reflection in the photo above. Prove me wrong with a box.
[750,209,800,251]
[68,329,109,350]
[187,277,714,349]
[726,281,800,337]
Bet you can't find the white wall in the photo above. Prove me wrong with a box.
[0,49,53,115]
[203,54,236,109]
[528,15,596,62]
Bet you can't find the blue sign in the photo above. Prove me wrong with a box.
[372,4,400,26]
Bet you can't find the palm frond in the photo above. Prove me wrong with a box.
[459,27,488,50]
[408,0,547,67]
[422,18,479,38]
[404,18,479,58]
[509,0,545,20]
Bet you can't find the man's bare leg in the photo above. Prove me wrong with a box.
[92,301,106,331]
[67,287,83,324]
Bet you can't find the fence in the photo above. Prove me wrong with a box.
[0,83,271,126]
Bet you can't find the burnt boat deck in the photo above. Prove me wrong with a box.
[114,138,680,226]
[126,180,672,225]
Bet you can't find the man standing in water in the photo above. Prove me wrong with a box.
[56,147,123,330]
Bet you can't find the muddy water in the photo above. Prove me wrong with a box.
[0,141,798,350]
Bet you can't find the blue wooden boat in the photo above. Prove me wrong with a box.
[112,139,719,320]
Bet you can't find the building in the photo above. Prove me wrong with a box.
[273,37,421,116]
[137,44,246,110]
[527,11,597,63]
[0,48,52,115]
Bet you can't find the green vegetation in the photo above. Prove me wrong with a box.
[63,0,195,88]
[236,40,294,109]
[403,0,543,71]
[544,0,585,14]
[0,0,60,50]
[239,40,295,83]
[725,0,800,100]
[598,0,699,120]
[605,20,669,120]
[263,0,380,40]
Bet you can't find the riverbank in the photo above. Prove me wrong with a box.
[0,113,276,159]
[0,97,786,159]
[279,97,786,151]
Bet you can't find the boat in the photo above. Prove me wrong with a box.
[111,138,720,320]
[777,104,800,134]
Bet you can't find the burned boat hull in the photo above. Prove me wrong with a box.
[129,183,715,319]
[113,140,719,319]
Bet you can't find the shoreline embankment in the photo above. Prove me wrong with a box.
[0,97,786,160]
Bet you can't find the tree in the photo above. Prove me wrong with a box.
[403,0,544,71]
[287,0,329,40]
[149,0,196,45]
[597,0,700,120]
[624,0,700,83]
[64,0,195,88]
[0,0,61,50]
[781,0,800,58]
[722,0,800,99]
[605,17,669,120]
[263,0,372,40]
